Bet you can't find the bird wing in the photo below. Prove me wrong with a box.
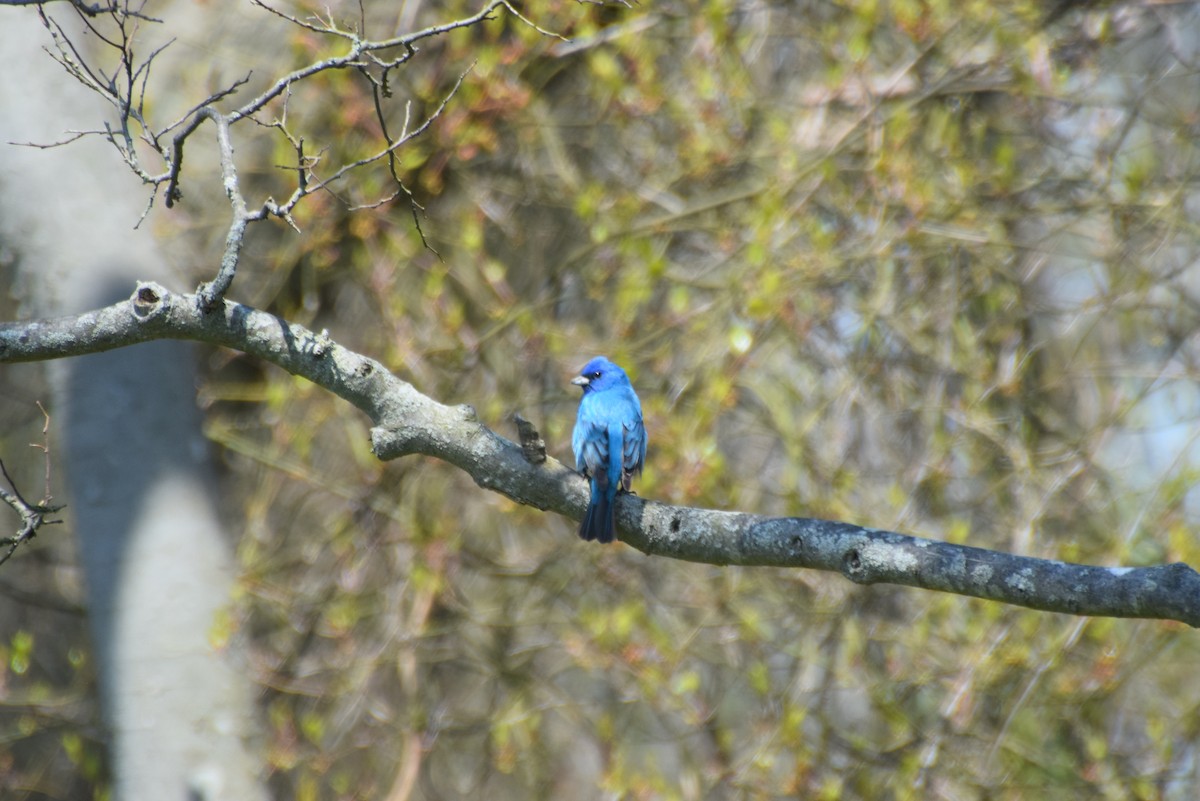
[572,402,610,479]
[622,415,645,475]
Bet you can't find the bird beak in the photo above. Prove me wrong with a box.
[571,375,589,387]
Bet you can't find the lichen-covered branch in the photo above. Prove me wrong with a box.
[3,284,1199,626]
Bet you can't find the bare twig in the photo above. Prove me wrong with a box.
[231,1,505,123]
[0,0,160,21]
[25,0,566,301]
[363,75,434,251]
[34,401,53,498]
[0,411,65,567]
[8,129,99,148]
[301,64,475,202]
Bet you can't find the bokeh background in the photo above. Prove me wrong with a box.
[4,0,1200,798]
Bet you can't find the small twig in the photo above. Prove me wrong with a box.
[30,0,562,284]
[366,71,435,253]
[40,8,113,99]
[34,401,53,498]
[232,0,505,122]
[133,186,159,230]
[500,0,569,42]
[0,410,66,565]
[251,0,357,39]
[8,129,100,149]
[304,63,475,196]
[158,76,251,139]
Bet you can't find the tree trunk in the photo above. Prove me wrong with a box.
[0,11,268,801]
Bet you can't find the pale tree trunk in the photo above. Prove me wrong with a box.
[0,10,268,801]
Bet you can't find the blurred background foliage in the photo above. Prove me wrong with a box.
[6,0,1200,798]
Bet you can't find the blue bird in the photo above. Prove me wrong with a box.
[571,356,647,543]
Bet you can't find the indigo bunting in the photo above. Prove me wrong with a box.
[571,356,646,543]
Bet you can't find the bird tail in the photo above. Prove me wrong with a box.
[580,485,617,543]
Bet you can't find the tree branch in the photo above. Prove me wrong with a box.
[2,284,1198,626]
[0,458,64,567]
[0,0,156,19]
[22,0,554,253]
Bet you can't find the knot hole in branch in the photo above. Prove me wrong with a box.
[843,548,864,579]
[131,282,167,321]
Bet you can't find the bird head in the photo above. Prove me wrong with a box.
[571,356,628,393]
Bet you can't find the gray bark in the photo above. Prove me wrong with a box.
[4,283,1198,627]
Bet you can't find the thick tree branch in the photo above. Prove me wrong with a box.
[2,284,1198,626]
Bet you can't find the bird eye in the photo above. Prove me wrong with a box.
[591,371,602,379]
